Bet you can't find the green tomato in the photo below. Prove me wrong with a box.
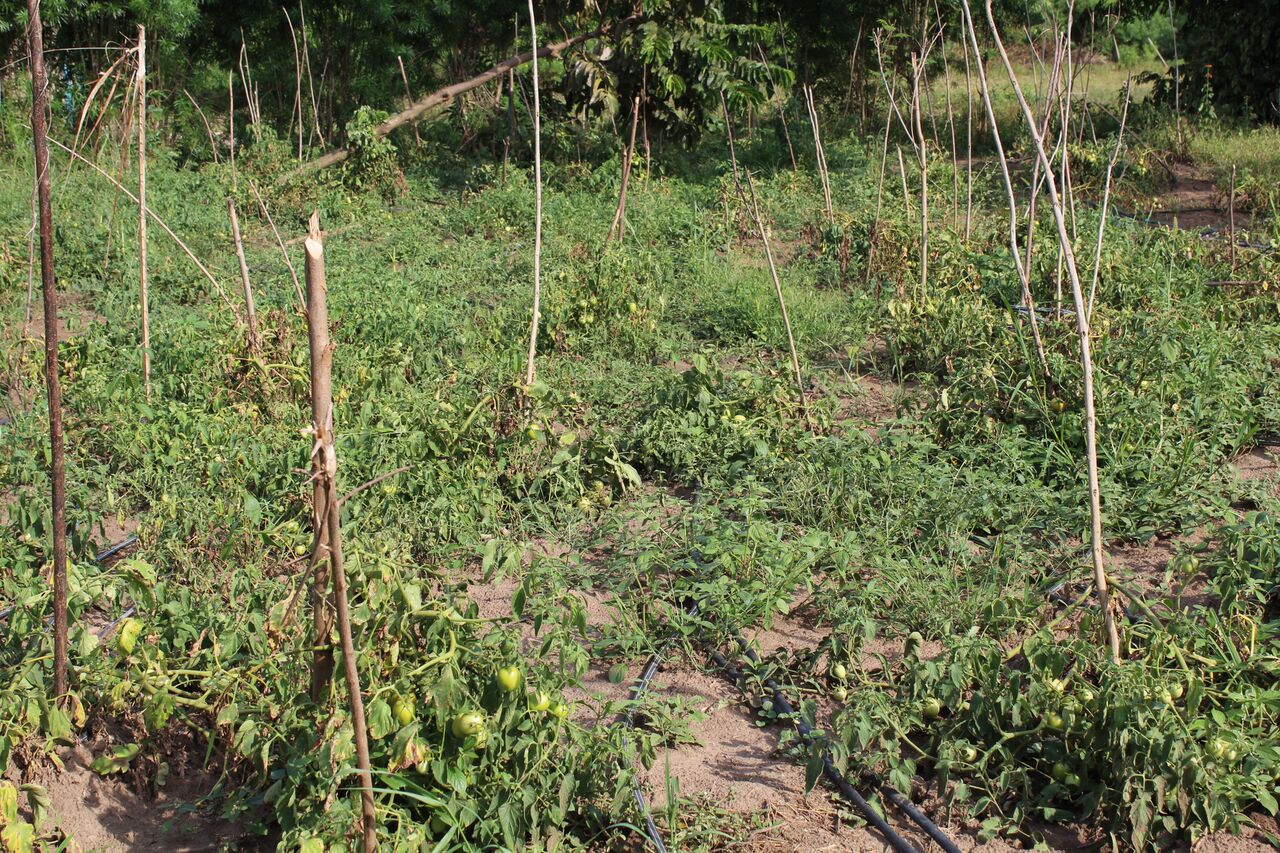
[530,692,552,712]
[1208,737,1230,760]
[1051,761,1071,782]
[116,618,144,656]
[831,662,848,681]
[833,686,848,702]
[393,696,416,726]
[1043,711,1065,732]
[496,666,522,693]
[549,701,569,720]
[1063,773,1081,788]
[922,697,943,721]
[451,712,485,739]
[961,746,979,763]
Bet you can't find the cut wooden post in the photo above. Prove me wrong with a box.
[227,198,260,352]
[523,0,544,391]
[606,96,641,246]
[137,26,150,400]
[28,0,71,698]
[302,215,376,851]
[305,213,335,703]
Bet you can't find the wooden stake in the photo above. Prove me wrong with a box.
[229,71,236,190]
[303,215,376,851]
[227,199,260,352]
[960,0,1050,379]
[27,0,71,699]
[1229,165,1237,275]
[803,85,834,225]
[910,52,929,294]
[720,93,746,203]
[284,8,303,160]
[523,0,544,391]
[137,26,150,400]
[979,0,1121,663]
[606,97,641,245]
[397,56,422,147]
[745,172,809,429]
[305,213,335,704]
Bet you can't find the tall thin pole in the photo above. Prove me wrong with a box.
[228,198,260,352]
[523,0,543,390]
[137,26,150,400]
[303,215,376,852]
[980,0,1121,662]
[28,0,71,698]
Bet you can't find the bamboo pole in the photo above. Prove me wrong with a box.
[910,53,929,293]
[137,26,150,400]
[803,85,834,225]
[45,136,238,313]
[978,0,1121,663]
[523,0,544,391]
[284,8,303,160]
[1086,83,1131,318]
[606,96,641,245]
[227,199,260,352]
[962,15,974,240]
[27,0,71,699]
[1229,166,1237,275]
[229,71,236,190]
[744,172,809,429]
[303,214,376,851]
[960,0,1050,378]
[720,91,746,201]
[397,56,422,147]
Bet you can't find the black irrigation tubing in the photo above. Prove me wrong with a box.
[704,644,925,853]
[617,598,957,851]
[725,639,961,853]
[616,627,682,853]
[0,535,139,623]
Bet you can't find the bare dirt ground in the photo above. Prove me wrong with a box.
[1148,162,1255,234]
[15,736,251,852]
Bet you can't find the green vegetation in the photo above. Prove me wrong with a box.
[2,2,1280,852]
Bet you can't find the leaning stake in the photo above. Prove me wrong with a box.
[979,0,1121,662]
[303,215,376,850]
[28,0,71,698]
[227,198,260,352]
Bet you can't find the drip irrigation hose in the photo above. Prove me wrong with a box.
[704,646,923,853]
[615,604,697,853]
[725,639,961,853]
[0,535,138,623]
